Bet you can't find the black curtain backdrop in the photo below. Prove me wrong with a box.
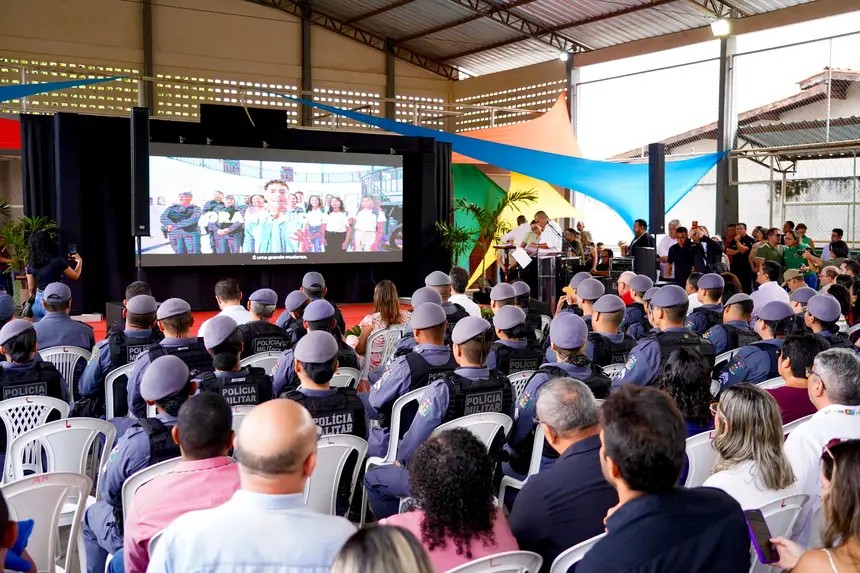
[20,106,452,313]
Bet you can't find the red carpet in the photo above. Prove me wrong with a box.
[87,303,375,340]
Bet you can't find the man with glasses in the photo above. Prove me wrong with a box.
[818,266,839,293]
[615,271,636,306]
[784,348,860,544]
[770,333,830,424]
[754,228,785,280]
[821,228,843,261]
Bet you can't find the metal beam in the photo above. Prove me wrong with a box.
[142,0,154,108]
[247,0,460,80]
[546,0,678,32]
[396,0,537,42]
[344,0,418,25]
[684,0,747,19]
[300,2,312,125]
[715,36,739,237]
[385,40,396,120]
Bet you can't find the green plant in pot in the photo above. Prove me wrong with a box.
[0,214,58,305]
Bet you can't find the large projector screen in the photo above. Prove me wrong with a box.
[139,144,404,267]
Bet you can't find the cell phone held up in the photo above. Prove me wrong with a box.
[744,509,779,564]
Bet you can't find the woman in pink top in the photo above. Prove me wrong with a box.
[352,280,408,389]
[381,429,519,572]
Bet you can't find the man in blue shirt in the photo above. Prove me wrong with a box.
[703,293,760,355]
[684,273,724,334]
[577,385,750,573]
[508,377,617,569]
[33,282,95,391]
[622,275,652,340]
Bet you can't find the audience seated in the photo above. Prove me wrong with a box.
[381,429,518,572]
[275,271,346,334]
[788,286,816,335]
[508,378,617,570]
[576,385,751,573]
[585,294,636,366]
[685,272,703,315]
[391,287,445,360]
[425,271,470,326]
[683,273,724,334]
[197,278,252,338]
[489,282,517,313]
[703,292,759,355]
[656,348,713,437]
[123,392,240,573]
[486,306,543,375]
[621,275,652,340]
[278,289,310,345]
[615,271,636,306]
[236,288,290,358]
[556,271,590,316]
[148,399,356,570]
[331,525,434,573]
[575,278,605,331]
[511,280,544,333]
[448,266,481,318]
[771,333,830,423]
[353,280,409,376]
[33,282,95,387]
[703,383,801,508]
[805,294,853,349]
[784,349,860,545]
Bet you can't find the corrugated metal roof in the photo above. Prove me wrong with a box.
[360,0,476,39]
[312,0,400,22]
[405,18,528,60]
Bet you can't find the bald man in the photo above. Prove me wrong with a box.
[148,400,355,571]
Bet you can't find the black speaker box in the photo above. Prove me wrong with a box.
[131,107,150,237]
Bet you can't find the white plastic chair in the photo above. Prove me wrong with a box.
[508,371,535,399]
[0,396,70,482]
[432,412,513,449]
[231,405,255,431]
[303,434,368,516]
[749,494,809,573]
[783,414,813,436]
[359,325,405,382]
[684,431,716,487]
[39,346,92,404]
[550,533,606,572]
[444,550,543,573]
[848,323,860,336]
[499,424,545,504]
[540,315,551,337]
[2,472,92,573]
[331,367,360,389]
[239,351,282,375]
[714,348,742,373]
[146,403,156,417]
[121,457,183,520]
[757,377,785,390]
[148,529,165,556]
[104,362,135,420]
[602,363,626,381]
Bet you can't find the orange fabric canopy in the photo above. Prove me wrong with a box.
[452,94,580,163]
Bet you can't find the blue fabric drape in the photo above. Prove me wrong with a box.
[0,77,118,102]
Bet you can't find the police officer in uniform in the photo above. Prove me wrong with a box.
[489,282,517,313]
[512,280,544,335]
[684,273,725,334]
[237,288,289,358]
[556,271,591,315]
[805,294,852,349]
[615,284,715,389]
[390,287,444,359]
[202,190,226,253]
[585,294,637,366]
[703,293,760,356]
[277,290,310,346]
[271,299,359,396]
[642,286,659,318]
[622,275,653,339]
[364,316,515,519]
[126,298,213,419]
[195,315,273,406]
[425,270,470,326]
[717,300,793,391]
[82,355,194,573]
[276,272,347,335]
[576,278,605,332]
[508,313,610,476]
[788,286,816,335]
[78,295,162,416]
[160,191,202,254]
[366,303,457,458]
[0,294,14,333]
[0,319,67,403]
[487,306,543,375]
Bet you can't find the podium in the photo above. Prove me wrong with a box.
[537,255,559,307]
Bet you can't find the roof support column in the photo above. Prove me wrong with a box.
[300,2,313,126]
[715,36,738,235]
[564,54,580,221]
[385,40,396,120]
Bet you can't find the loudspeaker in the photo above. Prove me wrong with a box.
[648,142,665,235]
[634,246,657,282]
[131,107,150,236]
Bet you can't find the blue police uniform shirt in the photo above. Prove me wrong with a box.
[34,311,95,350]
[625,321,647,340]
[271,348,296,397]
[622,305,647,339]
[398,367,514,463]
[79,330,154,397]
[297,387,369,439]
[126,337,200,418]
[614,327,690,390]
[703,320,753,355]
[0,359,69,403]
[584,333,627,362]
[274,310,292,330]
[718,338,784,390]
[366,344,453,459]
[683,304,724,334]
[486,339,528,371]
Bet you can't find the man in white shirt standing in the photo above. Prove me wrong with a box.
[657,219,680,281]
[534,211,563,252]
[448,266,482,318]
[784,348,860,545]
[751,261,790,321]
[498,215,531,276]
[197,278,253,338]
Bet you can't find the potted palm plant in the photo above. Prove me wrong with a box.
[0,215,58,306]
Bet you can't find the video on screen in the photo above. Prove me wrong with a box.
[140,144,404,267]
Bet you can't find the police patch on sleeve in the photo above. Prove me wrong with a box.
[518,392,532,409]
[89,345,99,363]
[625,354,638,371]
[703,330,712,340]
[728,356,745,375]
[271,360,280,375]
[418,397,433,417]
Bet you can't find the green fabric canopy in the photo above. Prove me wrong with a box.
[452,164,506,269]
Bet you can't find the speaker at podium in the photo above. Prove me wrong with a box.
[634,246,657,282]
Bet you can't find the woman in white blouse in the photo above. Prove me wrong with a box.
[324,196,350,254]
[703,383,801,509]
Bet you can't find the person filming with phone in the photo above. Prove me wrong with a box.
[25,231,82,322]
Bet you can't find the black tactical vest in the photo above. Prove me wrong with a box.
[819,331,853,350]
[650,330,716,368]
[749,340,783,379]
[722,324,762,351]
[587,332,637,367]
[378,352,458,431]
[491,341,544,375]
[439,371,514,424]
[283,387,367,438]
[147,339,214,379]
[238,321,290,358]
[623,303,651,335]
[197,367,273,406]
[136,417,181,465]
[108,327,163,368]
[688,307,724,333]
[0,362,65,401]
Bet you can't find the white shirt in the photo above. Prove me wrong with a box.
[354,209,386,232]
[197,304,253,339]
[502,223,531,245]
[325,211,349,233]
[449,293,481,318]
[784,404,860,544]
[304,209,325,227]
[821,243,832,260]
[687,292,703,316]
[703,459,803,510]
[657,235,677,279]
[541,221,563,252]
[751,281,791,319]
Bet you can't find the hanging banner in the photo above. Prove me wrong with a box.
[0,76,119,104]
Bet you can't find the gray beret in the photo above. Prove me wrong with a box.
[643,287,660,302]
[577,278,605,302]
[807,294,841,323]
[410,303,447,330]
[593,294,625,313]
[725,293,753,306]
[618,271,636,285]
[650,285,689,308]
[451,316,491,344]
[294,330,339,364]
[249,288,278,305]
[493,305,526,330]
[43,282,71,304]
[411,287,443,307]
[629,275,654,294]
[285,290,310,312]
[203,315,238,349]
[790,287,817,305]
[157,297,191,320]
[304,299,335,322]
[0,319,34,347]
[550,312,588,350]
[757,301,794,322]
[424,271,452,287]
[511,281,530,297]
[0,294,15,321]
[141,355,189,402]
[490,283,517,301]
[126,295,158,315]
[302,272,326,289]
[698,273,725,289]
[570,271,592,289]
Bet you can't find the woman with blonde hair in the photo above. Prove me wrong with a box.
[703,383,800,508]
[331,525,434,573]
